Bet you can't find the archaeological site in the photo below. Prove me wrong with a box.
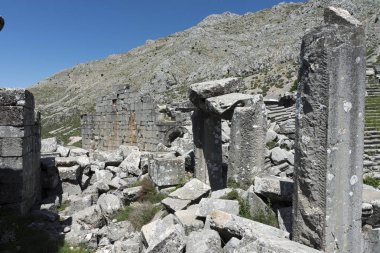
[1,1,380,253]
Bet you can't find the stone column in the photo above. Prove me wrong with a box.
[228,96,267,188]
[293,7,366,253]
[0,89,41,214]
[192,109,224,190]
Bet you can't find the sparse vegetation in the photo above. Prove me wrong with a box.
[227,178,241,189]
[114,177,165,229]
[57,200,71,212]
[290,79,298,92]
[114,203,162,230]
[364,176,380,189]
[222,189,278,227]
[266,140,277,150]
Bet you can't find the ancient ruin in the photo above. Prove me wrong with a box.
[0,89,41,214]
[293,7,366,252]
[2,3,380,253]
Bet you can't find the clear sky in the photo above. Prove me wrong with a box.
[0,0,305,88]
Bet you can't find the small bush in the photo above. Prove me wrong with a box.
[58,200,71,212]
[266,140,277,150]
[114,203,161,230]
[224,189,240,200]
[227,178,240,189]
[251,208,279,228]
[137,177,167,203]
[364,176,380,188]
[289,79,298,92]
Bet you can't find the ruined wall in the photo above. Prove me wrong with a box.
[81,85,193,152]
[0,89,41,214]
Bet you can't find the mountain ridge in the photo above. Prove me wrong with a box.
[29,0,380,140]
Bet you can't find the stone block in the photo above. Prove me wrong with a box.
[149,156,186,187]
[254,176,293,202]
[186,229,222,253]
[0,88,34,108]
[196,198,239,218]
[293,7,366,252]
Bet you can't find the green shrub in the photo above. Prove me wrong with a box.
[364,176,380,188]
[227,178,240,189]
[58,243,93,253]
[251,208,279,228]
[114,203,161,230]
[266,140,277,150]
[289,79,298,92]
[137,177,167,203]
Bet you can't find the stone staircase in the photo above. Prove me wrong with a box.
[364,74,380,175]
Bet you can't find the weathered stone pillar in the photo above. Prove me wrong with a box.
[293,7,366,253]
[192,109,224,190]
[0,89,41,214]
[228,95,267,187]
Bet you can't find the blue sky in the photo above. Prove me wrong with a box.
[0,0,305,88]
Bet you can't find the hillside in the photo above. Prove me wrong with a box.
[29,0,380,140]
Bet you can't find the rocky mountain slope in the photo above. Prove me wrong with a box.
[29,0,380,138]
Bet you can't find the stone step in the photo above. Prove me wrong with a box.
[364,139,380,145]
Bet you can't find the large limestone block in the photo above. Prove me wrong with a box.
[205,93,256,120]
[72,205,105,229]
[174,209,204,235]
[97,193,123,216]
[41,137,58,153]
[186,229,222,253]
[168,178,211,202]
[93,149,123,166]
[69,147,89,157]
[119,148,141,176]
[141,214,185,252]
[148,156,186,187]
[207,210,289,240]
[58,165,82,183]
[228,95,267,187]
[162,197,191,212]
[0,88,34,108]
[189,77,243,109]
[293,7,366,252]
[254,176,293,202]
[196,198,239,218]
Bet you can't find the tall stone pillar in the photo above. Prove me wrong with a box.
[228,95,267,188]
[192,109,224,190]
[293,7,366,253]
[0,89,41,214]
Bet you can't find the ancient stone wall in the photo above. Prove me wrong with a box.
[81,85,193,152]
[0,89,41,214]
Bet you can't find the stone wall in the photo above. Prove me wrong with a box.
[81,85,193,152]
[0,89,41,214]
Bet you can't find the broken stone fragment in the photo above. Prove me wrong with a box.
[92,149,124,166]
[58,165,82,183]
[119,148,141,176]
[207,210,289,240]
[69,147,89,157]
[56,145,70,157]
[162,197,191,212]
[174,209,204,235]
[41,137,58,153]
[168,178,211,202]
[72,205,105,229]
[196,198,239,218]
[186,229,222,253]
[141,214,185,252]
[97,193,123,216]
[254,176,293,202]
